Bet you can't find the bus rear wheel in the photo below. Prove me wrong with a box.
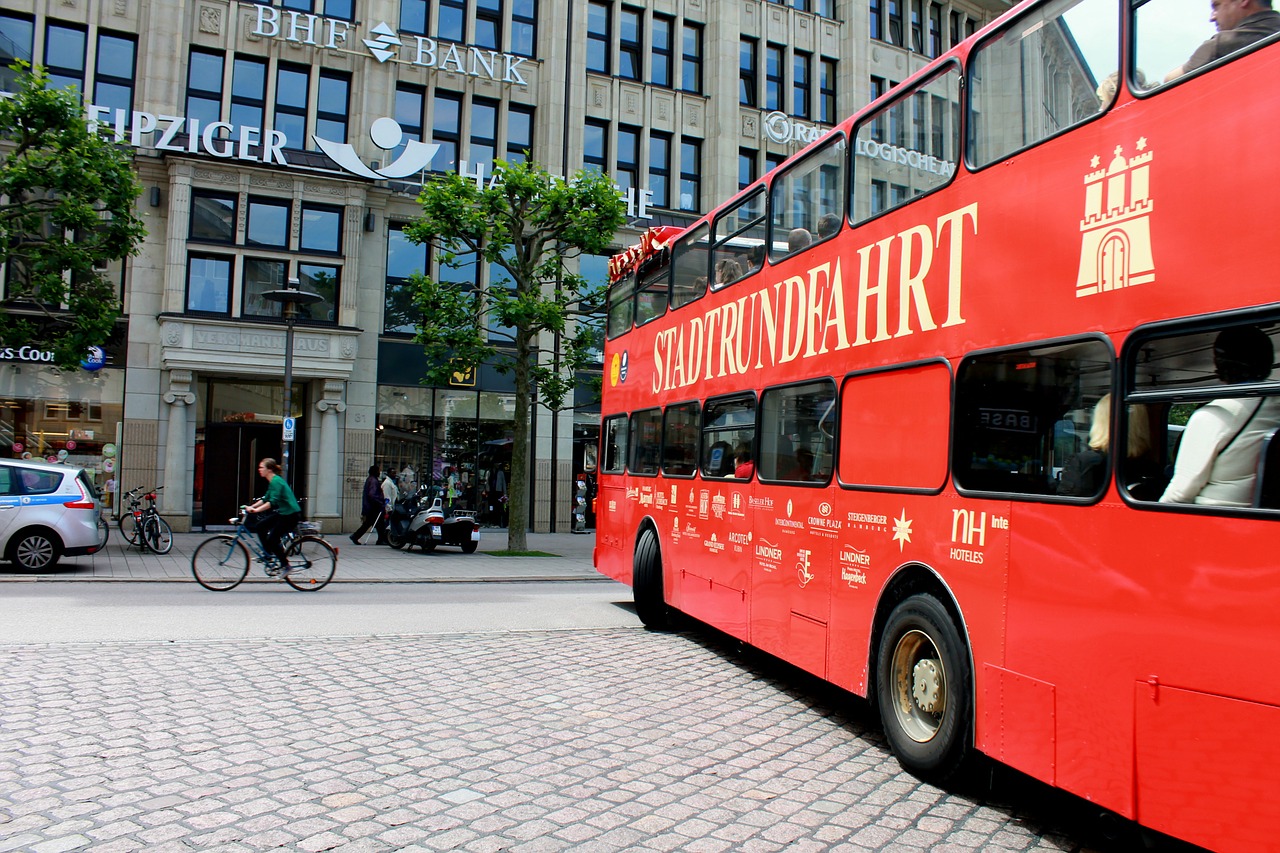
[632,528,672,631]
[876,593,972,783]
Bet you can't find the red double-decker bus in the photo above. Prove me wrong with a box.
[595,0,1280,849]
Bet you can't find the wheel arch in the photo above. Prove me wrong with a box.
[868,562,975,707]
[6,524,66,558]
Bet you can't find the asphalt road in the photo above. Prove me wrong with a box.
[0,582,1205,853]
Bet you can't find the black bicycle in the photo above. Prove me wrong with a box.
[191,508,336,591]
[118,486,173,554]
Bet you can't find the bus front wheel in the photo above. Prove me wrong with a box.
[876,593,972,782]
[632,528,672,631]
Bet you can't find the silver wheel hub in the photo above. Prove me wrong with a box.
[912,659,944,714]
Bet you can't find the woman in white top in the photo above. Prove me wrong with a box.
[1160,326,1280,507]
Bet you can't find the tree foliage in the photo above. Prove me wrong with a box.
[0,64,145,367]
[404,158,625,549]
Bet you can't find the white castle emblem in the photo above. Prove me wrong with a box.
[1076,139,1155,297]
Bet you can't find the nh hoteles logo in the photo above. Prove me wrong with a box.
[251,4,531,87]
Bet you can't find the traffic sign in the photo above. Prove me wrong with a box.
[282,417,296,441]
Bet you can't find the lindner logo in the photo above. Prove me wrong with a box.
[313,117,438,180]
[1076,138,1155,297]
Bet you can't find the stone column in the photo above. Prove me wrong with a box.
[161,369,196,527]
[314,380,347,528]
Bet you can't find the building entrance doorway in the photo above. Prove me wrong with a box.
[201,424,281,528]
[195,379,308,529]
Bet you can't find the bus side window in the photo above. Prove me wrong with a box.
[670,224,710,310]
[712,189,766,289]
[601,414,629,474]
[634,263,669,327]
[1123,319,1280,509]
[851,65,961,225]
[968,0,1119,169]
[758,380,837,483]
[662,402,700,477]
[953,339,1114,497]
[629,408,662,475]
[767,134,846,264]
[1136,0,1280,87]
[701,394,757,479]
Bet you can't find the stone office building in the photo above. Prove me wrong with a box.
[0,0,1003,532]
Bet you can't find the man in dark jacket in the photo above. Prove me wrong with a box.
[1167,0,1280,78]
[350,465,383,544]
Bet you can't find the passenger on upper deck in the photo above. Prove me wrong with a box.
[787,228,812,252]
[733,448,754,479]
[816,213,841,239]
[1160,326,1280,506]
[1164,0,1280,80]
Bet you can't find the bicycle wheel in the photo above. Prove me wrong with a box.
[118,513,139,545]
[142,515,174,555]
[191,535,250,591]
[97,517,110,549]
[284,536,337,591]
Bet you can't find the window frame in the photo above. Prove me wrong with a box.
[757,378,838,485]
[661,400,701,478]
[701,393,758,481]
[628,408,663,476]
[185,253,234,315]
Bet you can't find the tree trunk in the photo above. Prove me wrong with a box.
[507,330,532,552]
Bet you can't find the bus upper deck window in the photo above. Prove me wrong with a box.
[1135,0,1280,89]
[671,223,711,309]
[851,65,961,224]
[712,189,766,289]
[607,272,636,338]
[634,263,669,326]
[768,135,847,264]
[968,0,1119,168]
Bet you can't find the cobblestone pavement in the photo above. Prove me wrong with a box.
[0,624,1146,853]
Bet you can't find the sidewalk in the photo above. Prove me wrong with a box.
[0,528,605,584]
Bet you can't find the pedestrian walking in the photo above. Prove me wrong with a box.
[350,465,382,545]
[376,466,400,545]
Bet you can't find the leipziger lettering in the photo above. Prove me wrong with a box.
[651,203,977,394]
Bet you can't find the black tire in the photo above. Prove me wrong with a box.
[632,528,672,630]
[142,515,173,555]
[386,530,405,550]
[97,517,110,549]
[875,594,973,782]
[461,540,478,554]
[118,513,139,545]
[10,529,62,571]
[284,536,336,591]
[422,540,436,552]
[191,536,249,591]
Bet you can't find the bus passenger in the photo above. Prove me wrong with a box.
[1057,394,1156,497]
[1165,0,1280,80]
[734,448,754,479]
[817,213,841,239]
[784,448,815,481]
[745,243,766,272]
[716,258,743,285]
[787,228,812,252]
[1160,326,1280,506]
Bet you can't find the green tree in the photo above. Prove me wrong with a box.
[405,158,625,550]
[0,64,145,367]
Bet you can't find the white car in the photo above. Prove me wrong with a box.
[0,459,105,571]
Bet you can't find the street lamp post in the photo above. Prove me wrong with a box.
[263,277,323,485]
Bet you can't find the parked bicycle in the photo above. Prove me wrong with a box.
[117,486,173,555]
[191,507,336,591]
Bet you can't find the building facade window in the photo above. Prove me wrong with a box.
[300,204,342,255]
[317,71,350,146]
[469,98,498,175]
[282,0,354,18]
[297,263,339,321]
[616,125,640,194]
[586,2,610,74]
[394,84,425,162]
[739,148,758,190]
[929,2,943,56]
[476,0,502,50]
[186,49,223,129]
[190,191,237,244]
[242,258,288,317]
[439,0,466,43]
[432,91,462,173]
[511,0,536,56]
[385,225,428,334]
[0,13,34,93]
[230,56,267,137]
[94,32,136,120]
[187,255,232,314]
[649,132,671,208]
[740,38,758,107]
[400,0,428,34]
[275,64,309,151]
[45,22,86,93]
[819,58,837,124]
[507,104,534,164]
[793,50,811,118]
[681,23,702,93]
[618,6,642,81]
[246,198,291,248]
[679,139,701,213]
[888,0,904,46]
[765,44,783,111]
[870,0,882,40]
[651,14,673,87]
[584,119,608,174]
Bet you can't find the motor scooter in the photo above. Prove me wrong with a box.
[387,485,480,553]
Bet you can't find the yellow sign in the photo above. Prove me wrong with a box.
[450,365,476,386]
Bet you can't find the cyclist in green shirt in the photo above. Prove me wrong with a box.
[246,457,301,572]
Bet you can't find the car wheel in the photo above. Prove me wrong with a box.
[12,530,63,571]
[461,541,478,554]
